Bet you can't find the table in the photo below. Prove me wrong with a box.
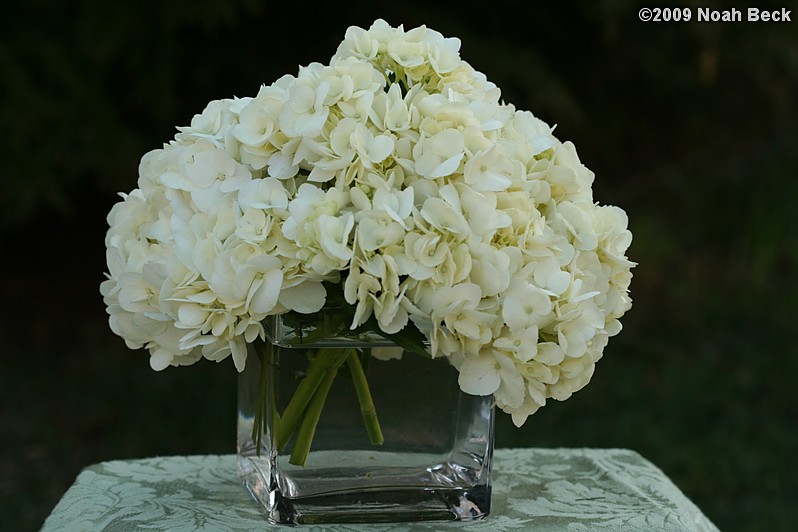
[41,448,719,531]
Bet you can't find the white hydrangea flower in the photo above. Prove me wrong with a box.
[413,128,465,179]
[175,98,246,157]
[102,18,634,427]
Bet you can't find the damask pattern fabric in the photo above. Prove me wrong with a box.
[41,448,719,531]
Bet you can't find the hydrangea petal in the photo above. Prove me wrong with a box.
[458,352,501,396]
[278,281,326,314]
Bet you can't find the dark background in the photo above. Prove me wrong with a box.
[2,1,797,530]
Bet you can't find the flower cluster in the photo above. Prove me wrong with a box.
[101,19,634,426]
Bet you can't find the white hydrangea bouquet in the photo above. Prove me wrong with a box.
[101,19,634,458]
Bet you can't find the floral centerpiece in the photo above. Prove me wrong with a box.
[101,18,634,523]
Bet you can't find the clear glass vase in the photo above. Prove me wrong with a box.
[237,313,495,524]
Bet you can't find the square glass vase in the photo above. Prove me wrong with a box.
[236,313,495,524]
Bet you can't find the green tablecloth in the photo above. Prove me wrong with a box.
[41,448,719,531]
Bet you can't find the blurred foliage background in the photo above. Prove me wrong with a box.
[1,1,797,530]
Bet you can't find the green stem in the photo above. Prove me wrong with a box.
[288,356,343,466]
[276,348,350,452]
[347,351,384,446]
